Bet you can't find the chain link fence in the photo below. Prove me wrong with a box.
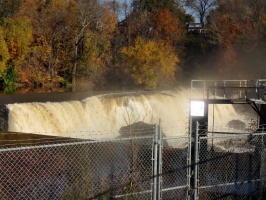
[0,125,190,200]
[197,132,266,200]
[0,136,154,199]
[161,136,190,199]
[1,124,266,199]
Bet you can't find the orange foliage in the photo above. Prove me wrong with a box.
[152,8,184,44]
[100,8,117,39]
[210,12,240,73]
[217,14,239,47]
[17,0,39,23]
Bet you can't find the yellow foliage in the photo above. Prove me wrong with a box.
[121,37,179,88]
[3,17,32,60]
[0,29,10,75]
[262,13,266,26]
[49,0,69,10]
[100,8,118,38]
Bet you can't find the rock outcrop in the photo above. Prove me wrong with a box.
[0,105,8,131]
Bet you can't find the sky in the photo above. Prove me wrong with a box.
[116,0,197,22]
[100,0,197,22]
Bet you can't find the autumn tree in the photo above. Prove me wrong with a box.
[121,37,179,88]
[77,7,117,86]
[109,0,188,87]
[0,12,32,86]
[17,0,117,88]
[0,28,10,74]
[152,8,184,44]
[0,0,21,24]
[37,0,74,82]
[58,0,117,90]
[209,0,266,47]
[132,0,181,13]
[3,17,32,61]
[117,0,187,45]
[207,0,266,77]
[101,0,120,17]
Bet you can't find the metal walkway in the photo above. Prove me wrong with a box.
[190,79,266,104]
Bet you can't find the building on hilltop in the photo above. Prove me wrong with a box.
[186,22,206,34]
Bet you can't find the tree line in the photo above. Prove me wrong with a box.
[0,0,265,92]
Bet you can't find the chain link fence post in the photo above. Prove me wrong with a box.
[194,121,199,200]
[157,119,163,200]
[259,127,265,199]
[152,124,158,200]
[187,117,192,199]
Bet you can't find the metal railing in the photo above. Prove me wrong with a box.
[191,79,266,100]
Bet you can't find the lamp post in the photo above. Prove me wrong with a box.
[189,100,208,200]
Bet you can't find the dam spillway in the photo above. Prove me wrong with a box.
[0,81,264,199]
[2,88,257,140]
[6,90,191,139]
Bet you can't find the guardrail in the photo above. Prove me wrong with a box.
[191,79,266,100]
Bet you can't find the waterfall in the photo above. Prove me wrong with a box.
[7,89,190,139]
[209,104,257,132]
[6,89,257,139]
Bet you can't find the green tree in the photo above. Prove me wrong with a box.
[2,61,16,86]
[121,37,179,88]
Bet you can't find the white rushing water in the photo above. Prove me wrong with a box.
[7,89,257,140]
[7,89,190,139]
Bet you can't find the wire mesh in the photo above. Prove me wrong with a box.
[161,136,190,200]
[0,136,154,199]
[197,132,266,200]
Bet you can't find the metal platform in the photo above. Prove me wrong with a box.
[191,79,266,104]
